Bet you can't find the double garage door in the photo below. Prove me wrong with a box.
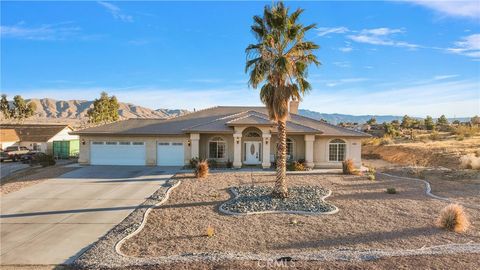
[90,141,184,166]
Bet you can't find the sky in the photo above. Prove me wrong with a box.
[1,0,479,118]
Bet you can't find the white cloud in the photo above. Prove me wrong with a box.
[98,1,133,22]
[447,34,480,59]
[339,46,353,52]
[0,22,82,40]
[316,26,349,37]
[405,0,480,19]
[332,61,351,68]
[325,77,369,87]
[348,27,419,48]
[433,74,459,80]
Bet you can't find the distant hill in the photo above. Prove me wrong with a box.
[298,109,471,124]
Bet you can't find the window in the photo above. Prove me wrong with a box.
[92,141,104,145]
[275,138,294,160]
[329,139,346,161]
[132,142,144,145]
[158,142,170,146]
[106,142,117,145]
[209,137,226,159]
[119,142,130,145]
[245,131,261,138]
[172,142,183,146]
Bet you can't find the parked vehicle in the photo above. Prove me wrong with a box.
[0,151,13,162]
[20,151,43,163]
[4,146,30,161]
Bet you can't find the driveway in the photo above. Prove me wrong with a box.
[0,162,30,179]
[0,165,178,265]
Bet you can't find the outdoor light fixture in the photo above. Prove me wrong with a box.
[265,139,269,145]
[236,137,240,144]
[187,140,191,146]
[81,139,86,145]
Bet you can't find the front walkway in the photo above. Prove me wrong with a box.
[0,165,176,265]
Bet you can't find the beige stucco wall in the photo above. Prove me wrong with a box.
[78,135,189,166]
[199,134,234,162]
[313,136,362,168]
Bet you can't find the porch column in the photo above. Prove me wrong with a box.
[262,133,271,169]
[233,133,242,168]
[190,133,200,159]
[304,134,315,168]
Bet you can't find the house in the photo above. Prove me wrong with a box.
[0,129,20,150]
[0,124,79,154]
[72,102,370,169]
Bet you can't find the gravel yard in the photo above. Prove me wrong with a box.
[120,172,480,258]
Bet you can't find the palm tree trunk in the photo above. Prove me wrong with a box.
[273,119,288,198]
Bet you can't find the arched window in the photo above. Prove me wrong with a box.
[209,137,226,159]
[245,131,261,138]
[329,139,346,161]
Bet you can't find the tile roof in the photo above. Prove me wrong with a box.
[0,124,72,142]
[72,106,370,137]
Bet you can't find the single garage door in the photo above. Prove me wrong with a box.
[90,141,146,165]
[157,142,184,166]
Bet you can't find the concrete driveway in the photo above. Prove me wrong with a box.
[0,165,178,265]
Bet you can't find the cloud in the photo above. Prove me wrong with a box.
[339,46,353,52]
[347,27,419,48]
[447,34,480,59]
[316,26,349,37]
[332,61,351,68]
[98,1,133,22]
[433,74,459,80]
[325,77,369,87]
[405,0,480,19]
[0,22,83,41]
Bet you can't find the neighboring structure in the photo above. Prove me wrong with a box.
[0,124,79,154]
[0,129,20,150]
[72,103,370,168]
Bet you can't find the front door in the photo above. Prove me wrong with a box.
[244,141,261,165]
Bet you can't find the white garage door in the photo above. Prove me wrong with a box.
[157,142,184,166]
[90,141,146,166]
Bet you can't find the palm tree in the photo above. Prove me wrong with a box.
[245,2,320,198]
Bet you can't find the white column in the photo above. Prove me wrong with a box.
[190,133,200,159]
[262,133,271,169]
[233,133,242,168]
[304,134,315,168]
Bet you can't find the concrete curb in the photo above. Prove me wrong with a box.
[378,172,480,209]
[114,180,182,258]
[218,188,339,216]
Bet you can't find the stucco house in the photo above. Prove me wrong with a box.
[72,102,370,169]
[0,124,78,154]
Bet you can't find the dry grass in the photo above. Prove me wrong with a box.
[437,204,470,233]
[195,160,209,178]
[342,159,355,175]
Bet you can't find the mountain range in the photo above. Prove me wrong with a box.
[2,98,471,126]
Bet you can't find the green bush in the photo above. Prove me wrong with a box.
[189,157,199,169]
[35,154,56,167]
[386,187,397,194]
[287,160,306,171]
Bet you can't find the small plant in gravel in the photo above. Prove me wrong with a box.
[342,159,356,175]
[437,204,470,233]
[205,225,215,237]
[290,217,299,225]
[386,187,397,194]
[368,174,376,181]
[195,160,209,179]
[287,161,306,171]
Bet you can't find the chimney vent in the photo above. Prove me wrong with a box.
[289,100,299,114]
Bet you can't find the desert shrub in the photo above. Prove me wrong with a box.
[342,159,356,175]
[226,159,233,169]
[386,187,397,194]
[287,161,306,171]
[195,160,209,178]
[189,157,199,169]
[368,174,375,181]
[429,130,440,140]
[36,154,56,167]
[437,204,470,233]
[460,154,480,170]
[453,125,480,138]
[379,136,393,145]
[205,225,215,237]
[456,134,464,141]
